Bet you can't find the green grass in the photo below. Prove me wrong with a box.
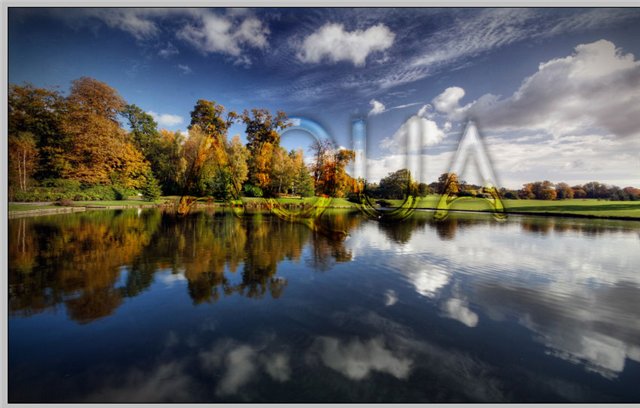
[8,203,61,212]
[9,195,640,219]
[74,200,162,206]
[399,195,640,219]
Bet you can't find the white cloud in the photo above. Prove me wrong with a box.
[380,112,447,154]
[260,353,291,382]
[87,9,160,40]
[313,336,412,380]
[432,86,467,120]
[368,99,386,116]
[408,266,450,298]
[176,12,269,65]
[297,23,395,67]
[434,40,640,139]
[442,298,479,328]
[148,111,184,127]
[177,64,192,74]
[384,289,398,306]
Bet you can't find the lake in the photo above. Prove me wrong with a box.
[8,208,640,402]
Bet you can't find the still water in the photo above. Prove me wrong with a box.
[8,208,640,402]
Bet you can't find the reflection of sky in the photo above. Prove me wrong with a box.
[346,215,640,379]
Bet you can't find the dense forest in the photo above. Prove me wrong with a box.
[8,76,640,203]
[8,77,357,202]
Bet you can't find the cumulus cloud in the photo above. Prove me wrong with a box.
[147,111,184,127]
[442,298,479,328]
[177,11,269,65]
[408,266,450,298]
[368,99,386,116]
[434,40,640,138]
[313,336,412,380]
[380,106,448,154]
[297,23,395,67]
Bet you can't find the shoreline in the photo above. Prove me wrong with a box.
[7,200,640,221]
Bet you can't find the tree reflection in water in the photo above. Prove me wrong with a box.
[11,209,637,324]
[8,209,361,322]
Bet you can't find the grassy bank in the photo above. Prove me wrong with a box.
[402,196,640,219]
[8,195,640,220]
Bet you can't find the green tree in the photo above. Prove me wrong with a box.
[378,169,417,199]
[140,170,162,201]
[122,104,159,156]
[290,149,314,197]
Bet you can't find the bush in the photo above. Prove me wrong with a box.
[112,185,137,201]
[141,173,162,202]
[242,184,263,198]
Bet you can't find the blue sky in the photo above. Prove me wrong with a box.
[8,7,640,188]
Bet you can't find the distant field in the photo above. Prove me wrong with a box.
[399,196,640,219]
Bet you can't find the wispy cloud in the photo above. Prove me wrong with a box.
[177,63,192,74]
[158,41,179,58]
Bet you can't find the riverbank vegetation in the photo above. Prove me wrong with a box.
[9,77,640,214]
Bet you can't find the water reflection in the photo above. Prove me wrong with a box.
[9,209,361,322]
[8,209,640,402]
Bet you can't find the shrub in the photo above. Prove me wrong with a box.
[141,173,162,202]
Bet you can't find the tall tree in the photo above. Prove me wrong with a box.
[8,132,38,196]
[241,108,289,196]
[555,182,574,200]
[436,172,459,195]
[122,104,159,156]
[61,77,149,187]
[8,83,66,179]
[226,135,250,198]
[290,149,314,197]
[378,169,417,199]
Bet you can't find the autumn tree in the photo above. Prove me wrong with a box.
[270,147,295,195]
[241,109,289,196]
[180,100,237,199]
[61,77,149,188]
[555,182,574,200]
[436,172,460,195]
[311,141,356,197]
[8,83,66,179]
[8,132,38,196]
[226,135,250,198]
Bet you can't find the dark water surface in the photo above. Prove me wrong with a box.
[8,208,640,402]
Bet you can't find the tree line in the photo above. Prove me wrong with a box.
[368,170,640,201]
[8,77,356,202]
